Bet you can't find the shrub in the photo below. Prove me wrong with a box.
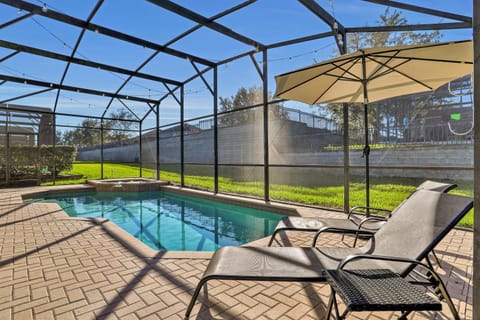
[40,145,77,175]
[0,145,77,177]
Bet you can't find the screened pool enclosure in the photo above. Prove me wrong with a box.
[0,0,474,211]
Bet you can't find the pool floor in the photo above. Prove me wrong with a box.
[34,191,284,251]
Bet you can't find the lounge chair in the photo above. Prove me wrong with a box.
[184,190,472,319]
[267,180,457,247]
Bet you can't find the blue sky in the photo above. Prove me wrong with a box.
[0,0,473,129]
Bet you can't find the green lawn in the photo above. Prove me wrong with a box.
[44,162,473,228]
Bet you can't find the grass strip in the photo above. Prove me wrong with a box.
[45,162,473,228]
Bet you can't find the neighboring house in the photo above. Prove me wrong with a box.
[0,104,54,146]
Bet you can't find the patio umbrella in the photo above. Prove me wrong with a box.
[274,40,473,209]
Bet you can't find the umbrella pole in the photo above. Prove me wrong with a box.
[361,55,371,215]
[363,102,370,214]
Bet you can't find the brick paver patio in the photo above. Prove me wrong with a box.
[0,185,473,319]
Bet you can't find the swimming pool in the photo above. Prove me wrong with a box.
[34,191,284,251]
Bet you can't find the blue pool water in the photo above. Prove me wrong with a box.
[34,191,284,251]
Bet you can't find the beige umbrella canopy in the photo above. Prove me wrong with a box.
[274,40,473,208]
[275,40,472,104]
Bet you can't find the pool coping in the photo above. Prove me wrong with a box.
[19,183,311,260]
[160,185,300,216]
[87,178,169,192]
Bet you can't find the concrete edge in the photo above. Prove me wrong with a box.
[21,184,95,200]
[91,217,213,260]
[160,185,300,216]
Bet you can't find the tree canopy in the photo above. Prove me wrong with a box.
[219,85,287,127]
[347,8,441,51]
[58,109,137,147]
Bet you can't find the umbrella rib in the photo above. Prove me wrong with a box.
[364,49,402,81]
[366,54,410,80]
[275,52,363,77]
[330,60,363,81]
[312,57,363,104]
[275,57,360,98]
[371,53,473,65]
[354,40,471,62]
[311,77,342,105]
[367,55,434,90]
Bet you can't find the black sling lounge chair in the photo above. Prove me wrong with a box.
[184,190,472,319]
[267,180,457,247]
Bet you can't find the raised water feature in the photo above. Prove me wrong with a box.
[87,178,168,192]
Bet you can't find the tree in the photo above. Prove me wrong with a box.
[347,8,441,51]
[219,85,287,127]
[104,109,136,143]
[61,118,101,147]
[58,108,136,147]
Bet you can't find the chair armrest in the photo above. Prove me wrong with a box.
[357,216,388,230]
[312,227,375,247]
[348,206,393,220]
[339,254,426,270]
[338,254,445,288]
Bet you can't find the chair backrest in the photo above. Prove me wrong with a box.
[415,180,457,193]
[388,180,458,216]
[370,190,472,276]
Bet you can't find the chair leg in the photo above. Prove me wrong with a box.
[424,266,460,320]
[352,233,359,248]
[333,293,343,319]
[313,231,321,247]
[185,277,209,320]
[424,255,435,271]
[431,249,442,268]
[325,287,336,320]
[399,310,412,319]
[435,278,460,320]
[267,229,281,246]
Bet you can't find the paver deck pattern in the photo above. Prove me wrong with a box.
[0,185,473,319]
